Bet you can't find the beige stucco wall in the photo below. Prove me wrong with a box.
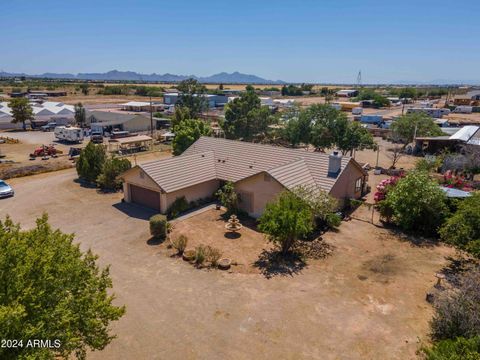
[122,167,162,202]
[329,161,365,207]
[234,172,285,218]
[164,179,220,211]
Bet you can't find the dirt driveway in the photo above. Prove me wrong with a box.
[0,169,454,359]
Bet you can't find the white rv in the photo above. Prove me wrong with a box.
[54,126,84,143]
[453,106,473,114]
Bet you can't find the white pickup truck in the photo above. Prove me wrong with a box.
[54,126,84,143]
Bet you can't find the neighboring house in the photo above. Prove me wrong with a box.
[415,125,480,153]
[120,137,368,217]
[86,111,152,133]
[336,89,359,98]
[454,90,480,105]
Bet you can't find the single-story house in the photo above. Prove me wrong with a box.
[120,101,163,112]
[86,111,152,133]
[163,93,228,108]
[454,90,480,105]
[120,137,368,217]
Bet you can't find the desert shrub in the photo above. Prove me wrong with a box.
[171,235,188,255]
[76,142,106,183]
[96,156,131,191]
[205,246,222,267]
[194,245,206,266]
[325,213,342,228]
[215,181,239,215]
[439,192,480,258]
[422,337,480,360]
[431,268,480,340]
[149,214,168,240]
[416,157,441,173]
[167,196,189,219]
[378,171,449,236]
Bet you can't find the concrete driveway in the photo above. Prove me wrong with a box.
[0,168,453,359]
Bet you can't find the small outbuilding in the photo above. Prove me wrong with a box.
[87,111,152,133]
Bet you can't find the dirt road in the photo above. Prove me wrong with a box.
[0,169,453,359]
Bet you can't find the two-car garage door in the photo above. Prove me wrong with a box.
[129,184,161,211]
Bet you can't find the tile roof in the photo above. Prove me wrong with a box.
[182,137,354,191]
[139,151,217,193]
[134,137,363,194]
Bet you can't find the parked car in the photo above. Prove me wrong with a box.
[0,180,14,198]
[90,133,104,144]
[40,122,57,132]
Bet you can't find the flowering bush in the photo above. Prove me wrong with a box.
[442,170,474,191]
[374,176,401,202]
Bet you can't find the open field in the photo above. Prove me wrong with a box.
[0,163,455,359]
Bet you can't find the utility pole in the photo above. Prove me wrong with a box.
[149,95,153,138]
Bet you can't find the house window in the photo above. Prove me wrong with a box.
[355,178,362,193]
[264,174,271,182]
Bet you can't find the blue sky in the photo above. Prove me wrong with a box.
[2,0,479,83]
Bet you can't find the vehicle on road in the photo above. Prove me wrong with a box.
[0,180,14,198]
[54,126,84,143]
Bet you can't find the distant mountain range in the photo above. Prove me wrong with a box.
[0,70,285,84]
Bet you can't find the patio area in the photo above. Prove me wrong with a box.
[167,208,273,273]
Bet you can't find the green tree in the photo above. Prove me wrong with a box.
[223,86,273,140]
[215,181,239,215]
[96,156,131,191]
[391,113,443,146]
[74,102,86,127]
[172,106,192,129]
[439,192,480,258]
[9,97,34,130]
[378,171,448,235]
[0,215,125,360]
[172,119,211,155]
[355,89,390,107]
[281,107,312,147]
[291,186,341,228]
[258,190,314,254]
[79,83,89,95]
[76,142,106,183]
[337,121,377,155]
[309,104,348,151]
[176,78,207,118]
[398,87,417,100]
